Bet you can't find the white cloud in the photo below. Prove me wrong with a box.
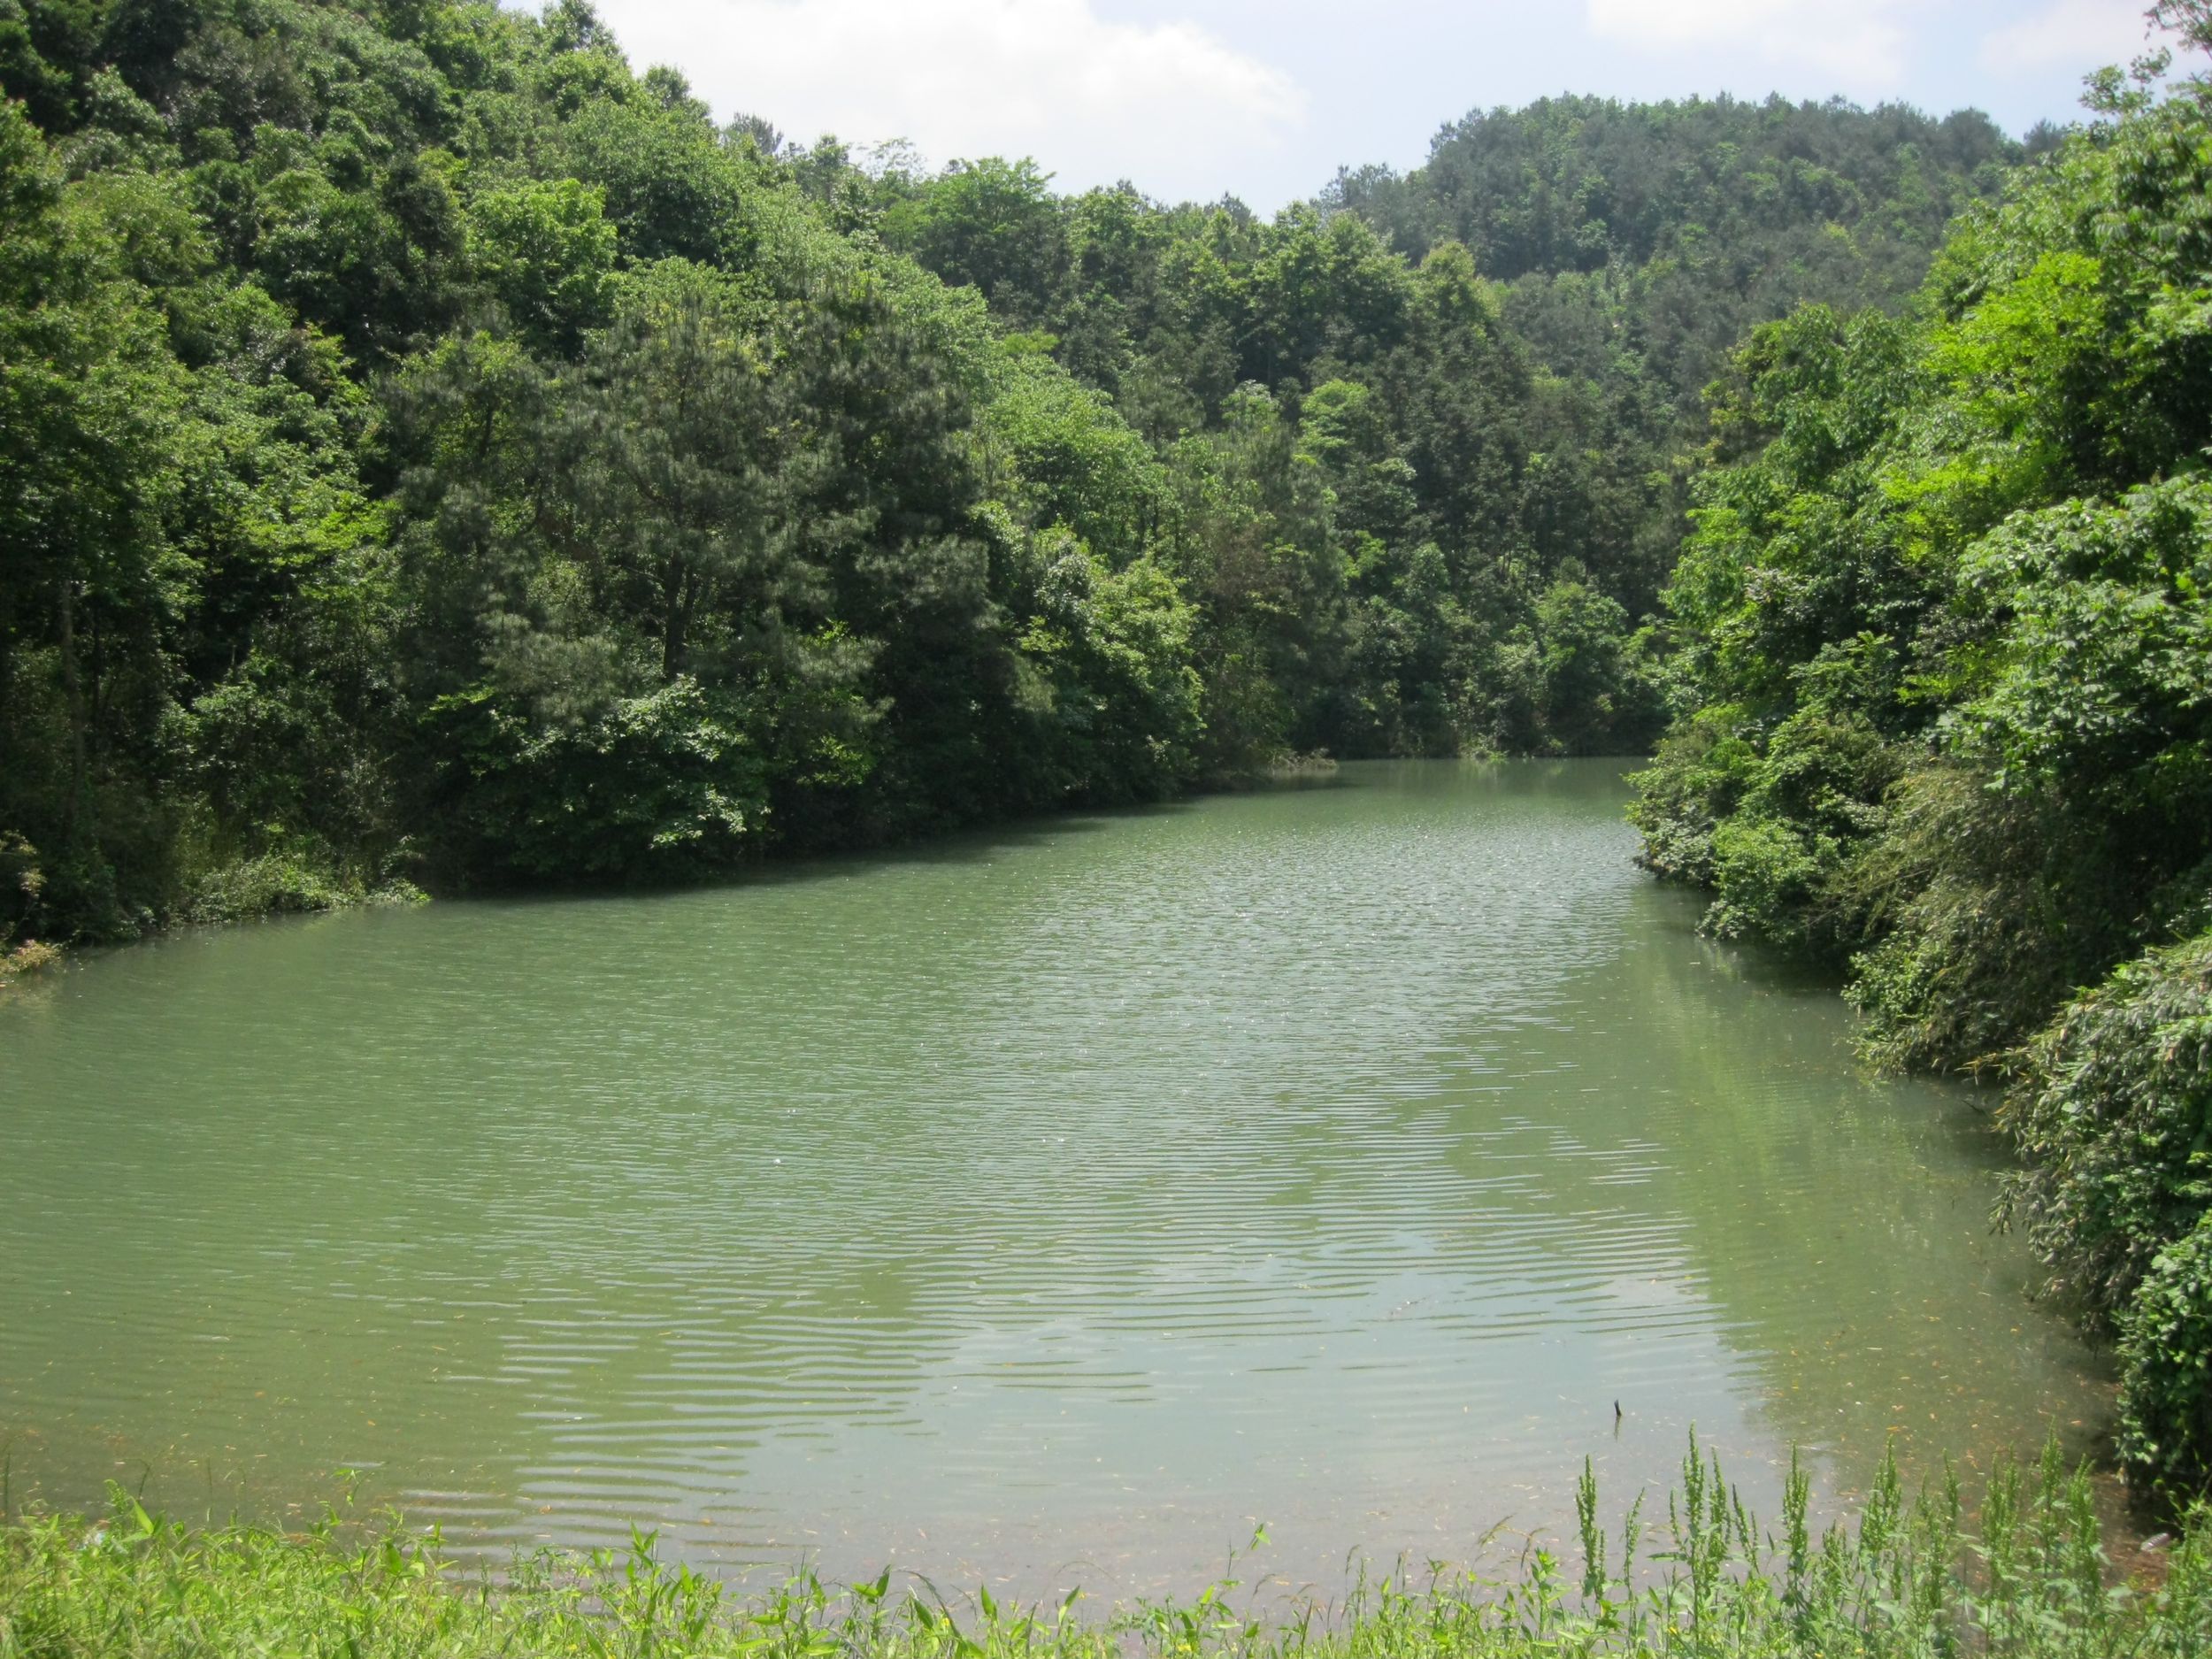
[582,0,1306,204]
[1583,0,1914,92]
[1981,0,2154,74]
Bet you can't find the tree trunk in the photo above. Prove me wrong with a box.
[661,556,687,680]
[56,575,90,849]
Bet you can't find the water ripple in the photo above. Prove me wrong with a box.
[0,760,2107,1594]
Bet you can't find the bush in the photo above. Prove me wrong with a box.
[1999,929,2212,1336]
[1839,765,2087,1072]
[1705,816,1821,944]
[1626,709,1761,887]
[2120,1209,2212,1501]
[0,937,62,983]
[448,678,772,884]
[180,853,351,926]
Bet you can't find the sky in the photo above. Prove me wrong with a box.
[557,0,2178,210]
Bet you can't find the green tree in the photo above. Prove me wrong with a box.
[464,176,616,353]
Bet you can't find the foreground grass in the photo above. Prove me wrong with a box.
[4,1442,2210,1658]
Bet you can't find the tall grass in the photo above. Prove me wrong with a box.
[4,1438,2208,1658]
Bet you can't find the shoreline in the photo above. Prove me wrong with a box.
[3,1442,2204,1655]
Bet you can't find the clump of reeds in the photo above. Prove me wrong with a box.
[4,1436,2208,1658]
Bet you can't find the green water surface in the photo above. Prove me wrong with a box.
[0,761,2108,1594]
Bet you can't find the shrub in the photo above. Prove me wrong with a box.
[0,937,62,983]
[1706,816,1822,945]
[1999,928,2212,1336]
[1626,709,1761,887]
[180,853,351,926]
[449,678,772,884]
[1840,765,2098,1073]
[2120,1210,2212,1501]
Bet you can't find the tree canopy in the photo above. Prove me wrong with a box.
[12,0,2014,948]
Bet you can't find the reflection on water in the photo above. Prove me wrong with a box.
[0,760,2108,1595]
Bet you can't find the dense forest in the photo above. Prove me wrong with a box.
[1631,4,2212,1501]
[0,0,2019,951]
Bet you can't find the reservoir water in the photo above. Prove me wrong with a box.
[0,760,2108,1595]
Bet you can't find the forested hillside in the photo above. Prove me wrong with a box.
[1630,10,2212,1500]
[856,97,2022,631]
[1,0,1219,941]
[1333,96,2030,405]
[1326,97,2028,618]
[0,0,2020,954]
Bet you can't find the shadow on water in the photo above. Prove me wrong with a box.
[437,794,1203,919]
[29,796,1186,983]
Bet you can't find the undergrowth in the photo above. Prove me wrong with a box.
[0,939,60,986]
[4,1438,2208,1658]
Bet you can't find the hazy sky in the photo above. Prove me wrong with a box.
[565,0,2176,209]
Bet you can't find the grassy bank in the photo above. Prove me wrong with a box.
[5,1443,2211,1658]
